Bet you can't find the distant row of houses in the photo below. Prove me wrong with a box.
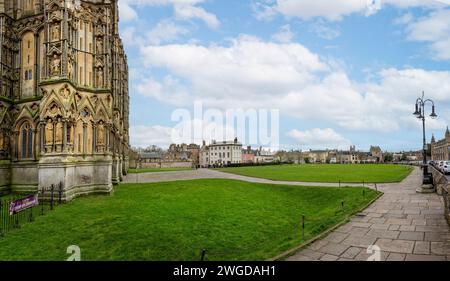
[275,145,384,164]
[130,128,450,169]
[131,138,278,169]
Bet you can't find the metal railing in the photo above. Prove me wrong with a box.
[0,182,64,238]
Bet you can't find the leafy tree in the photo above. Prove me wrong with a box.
[384,153,393,163]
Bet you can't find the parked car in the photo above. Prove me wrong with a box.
[443,161,450,175]
[438,161,444,172]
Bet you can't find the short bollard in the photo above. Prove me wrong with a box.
[200,249,207,261]
[341,201,344,210]
[301,215,305,240]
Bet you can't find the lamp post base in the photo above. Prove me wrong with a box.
[421,164,433,184]
[417,164,435,193]
[416,184,435,194]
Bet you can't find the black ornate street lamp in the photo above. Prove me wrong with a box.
[413,91,437,184]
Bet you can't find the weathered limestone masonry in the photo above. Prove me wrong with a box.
[0,0,129,200]
[430,166,450,225]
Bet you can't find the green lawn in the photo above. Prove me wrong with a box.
[0,179,380,261]
[217,164,413,183]
[128,167,193,174]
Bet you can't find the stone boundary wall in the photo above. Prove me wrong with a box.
[430,166,450,225]
[139,161,193,169]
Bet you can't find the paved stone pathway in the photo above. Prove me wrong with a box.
[124,169,377,188]
[286,167,450,261]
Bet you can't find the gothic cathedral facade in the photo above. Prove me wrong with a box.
[0,0,129,200]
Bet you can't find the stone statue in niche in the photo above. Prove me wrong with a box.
[0,131,4,150]
[68,60,73,79]
[96,40,103,54]
[50,104,59,116]
[97,68,103,87]
[3,134,9,151]
[45,119,54,145]
[51,24,60,41]
[52,10,59,19]
[97,121,105,145]
[55,120,63,144]
[50,54,61,76]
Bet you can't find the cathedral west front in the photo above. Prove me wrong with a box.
[0,0,129,200]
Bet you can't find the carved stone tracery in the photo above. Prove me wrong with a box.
[0,1,130,198]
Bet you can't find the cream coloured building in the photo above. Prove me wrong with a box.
[200,138,242,167]
[0,0,129,200]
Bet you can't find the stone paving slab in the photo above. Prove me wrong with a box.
[386,253,406,261]
[286,167,450,261]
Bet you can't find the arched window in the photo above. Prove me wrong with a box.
[21,123,33,159]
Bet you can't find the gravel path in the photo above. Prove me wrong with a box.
[124,169,379,188]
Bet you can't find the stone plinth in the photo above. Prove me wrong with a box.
[38,155,113,201]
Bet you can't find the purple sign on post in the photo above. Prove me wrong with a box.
[9,194,39,215]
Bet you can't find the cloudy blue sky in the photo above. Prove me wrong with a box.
[118,0,450,152]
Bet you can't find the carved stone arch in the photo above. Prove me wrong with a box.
[68,100,78,120]
[15,106,36,128]
[78,106,94,124]
[0,110,12,157]
[40,90,65,118]
[44,102,64,120]
[15,117,36,159]
[96,97,111,119]
[18,27,36,38]
[14,116,36,132]
[48,46,62,56]
[95,107,108,123]
[77,95,96,118]
[47,1,63,15]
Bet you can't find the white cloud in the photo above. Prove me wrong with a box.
[147,20,190,45]
[308,20,341,40]
[272,25,295,43]
[130,118,237,148]
[252,0,278,21]
[273,0,368,21]
[120,20,189,46]
[393,12,413,25]
[130,125,173,148]
[287,128,351,149]
[253,0,448,22]
[118,1,138,22]
[136,35,450,134]
[174,4,220,29]
[136,75,191,106]
[403,9,450,60]
[119,0,220,29]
